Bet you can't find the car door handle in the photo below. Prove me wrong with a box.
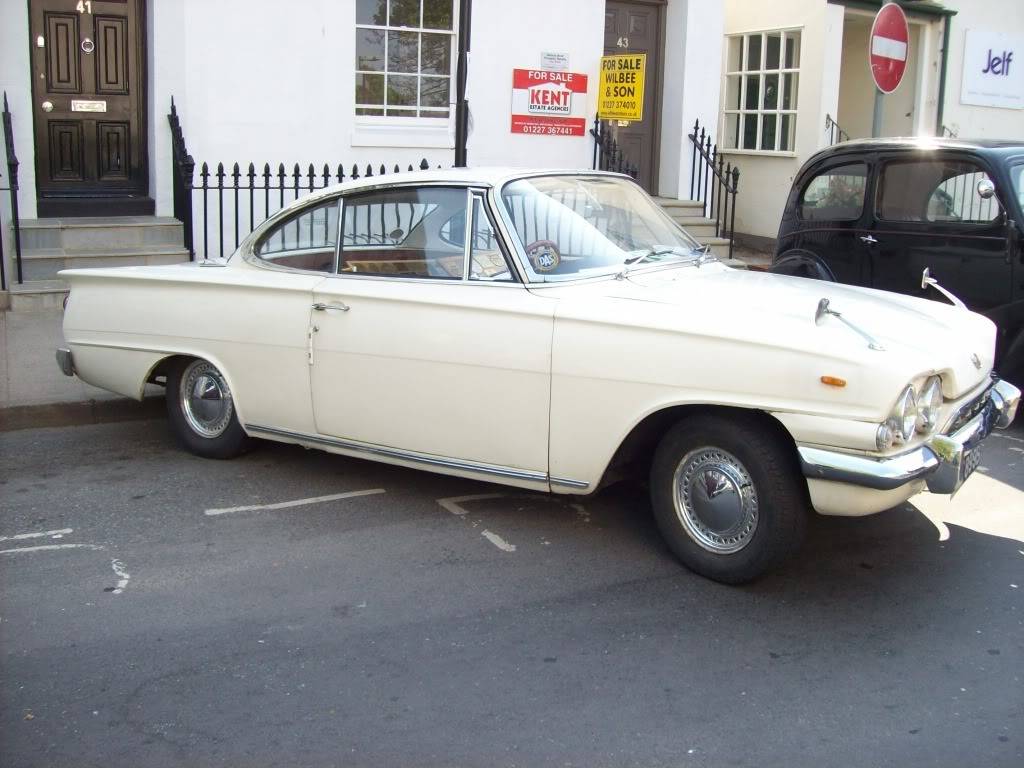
[311,301,350,312]
[860,235,878,244]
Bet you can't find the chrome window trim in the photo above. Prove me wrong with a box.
[243,423,589,490]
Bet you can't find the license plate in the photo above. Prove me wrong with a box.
[959,446,982,485]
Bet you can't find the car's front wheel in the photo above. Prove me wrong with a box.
[649,413,807,584]
[166,357,250,459]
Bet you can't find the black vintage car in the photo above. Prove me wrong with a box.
[772,138,1024,380]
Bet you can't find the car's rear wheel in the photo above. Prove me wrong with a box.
[166,357,249,459]
[649,413,807,584]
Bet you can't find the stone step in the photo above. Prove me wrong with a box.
[8,280,68,312]
[652,197,706,214]
[18,245,190,281]
[18,216,185,252]
[668,215,719,238]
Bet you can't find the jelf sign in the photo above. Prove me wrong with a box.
[511,69,589,136]
[598,53,646,121]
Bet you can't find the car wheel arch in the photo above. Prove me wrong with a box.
[597,404,804,493]
[146,352,247,425]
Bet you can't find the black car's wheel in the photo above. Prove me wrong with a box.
[166,357,250,459]
[649,413,807,584]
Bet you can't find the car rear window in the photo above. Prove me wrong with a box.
[877,159,1001,223]
[799,163,867,221]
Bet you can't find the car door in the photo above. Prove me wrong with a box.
[309,185,555,478]
[870,152,1013,312]
[778,158,872,285]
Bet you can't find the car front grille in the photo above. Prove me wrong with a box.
[945,387,991,435]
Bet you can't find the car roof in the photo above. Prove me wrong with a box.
[804,137,1024,167]
[316,166,632,196]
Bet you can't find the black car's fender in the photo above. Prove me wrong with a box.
[769,250,837,282]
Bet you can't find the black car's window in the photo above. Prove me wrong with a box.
[878,159,1002,224]
[340,187,467,279]
[255,200,339,272]
[799,163,867,221]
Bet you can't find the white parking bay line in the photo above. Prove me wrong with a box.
[481,530,517,553]
[0,543,105,555]
[204,488,386,517]
[0,528,73,543]
[110,559,130,594]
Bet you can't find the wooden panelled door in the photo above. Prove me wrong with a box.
[603,0,663,193]
[29,0,150,216]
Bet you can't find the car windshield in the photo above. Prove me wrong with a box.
[500,175,705,281]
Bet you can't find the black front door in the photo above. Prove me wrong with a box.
[29,0,150,216]
[603,0,662,193]
[870,153,1014,312]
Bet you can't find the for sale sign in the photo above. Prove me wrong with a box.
[598,53,646,121]
[511,69,589,136]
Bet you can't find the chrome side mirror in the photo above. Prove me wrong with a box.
[921,266,935,290]
[977,178,996,200]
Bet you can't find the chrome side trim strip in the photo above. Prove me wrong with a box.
[550,476,590,490]
[245,423,553,485]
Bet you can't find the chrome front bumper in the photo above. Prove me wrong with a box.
[798,378,1021,495]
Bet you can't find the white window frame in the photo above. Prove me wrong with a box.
[721,27,801,156]
[353,0,458,148]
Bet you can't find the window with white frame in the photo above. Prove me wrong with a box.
[723,29,801,152]
[355,0,455,119]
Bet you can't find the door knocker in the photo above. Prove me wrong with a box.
[81,38,95,54]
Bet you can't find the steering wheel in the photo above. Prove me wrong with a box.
[524,239,561,273]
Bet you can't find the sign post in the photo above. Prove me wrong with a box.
[869,2,910,137]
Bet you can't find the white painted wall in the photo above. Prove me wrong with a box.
[658,0,724,199]
[0,0,37,222]
[721,0,839,240]
[940,0,1024,138]
[464,0,602,170]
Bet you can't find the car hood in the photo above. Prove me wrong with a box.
[535,262,996,400]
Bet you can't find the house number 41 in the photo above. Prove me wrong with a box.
[76,0,92,14]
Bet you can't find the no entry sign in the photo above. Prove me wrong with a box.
[870,3,909,93]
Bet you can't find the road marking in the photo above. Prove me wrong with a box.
[110,559,130,594]
[437,493,508,516]
[0,543,104,555]
[0,528,73,543]
[481,530,517,552]
[204,488,386,516]
[992,433,1023,444]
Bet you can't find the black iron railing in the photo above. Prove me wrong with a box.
[825,113,850,145]
[1,92,23,290]
[169,99,435,261]
[590,118,638,179]
[941,124,958,138]
[688,119,739,260]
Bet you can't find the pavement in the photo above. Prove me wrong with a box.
[0,249,774,432]
[0,308,163,431]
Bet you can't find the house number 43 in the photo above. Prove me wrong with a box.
[616,37,629,48]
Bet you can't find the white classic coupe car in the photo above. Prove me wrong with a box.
[57,169,1019,583]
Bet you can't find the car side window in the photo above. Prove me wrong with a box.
[340,187,467,279]
[879,159,1003,224]
[255,199,339,272]
[799,163,867,221]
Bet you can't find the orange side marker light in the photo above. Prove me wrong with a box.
[820,375,847,388]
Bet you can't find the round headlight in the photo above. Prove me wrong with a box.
[887,386,918,444]
[916,376,943,434]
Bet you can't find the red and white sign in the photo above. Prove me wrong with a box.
[869,3,909,94]
[511,68,589,136]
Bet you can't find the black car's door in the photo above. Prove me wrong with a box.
[869,152,1013,312]
[777,159,872,284]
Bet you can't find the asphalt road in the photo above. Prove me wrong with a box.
[1,417,1022,768]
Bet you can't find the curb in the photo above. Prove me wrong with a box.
[0,395,165,432]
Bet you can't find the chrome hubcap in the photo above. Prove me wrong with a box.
[673,447,758,554]
[180,360,233,439]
